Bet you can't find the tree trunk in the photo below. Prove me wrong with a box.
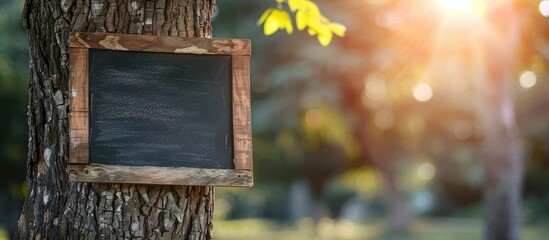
[481,55,523,240]
[15,0,216,239]
[480,4,524,240]
[384,174,407,233]
[339,79,409,233]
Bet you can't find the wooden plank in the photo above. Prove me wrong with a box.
[67,164,85,174]
[232,55,253,170]
[69,32,251,56]
[69,111,89,164]
[69,164,253,187]
[69,47,89,164]
[69,48,88,112]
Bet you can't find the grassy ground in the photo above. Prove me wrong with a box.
[213,218,548,240]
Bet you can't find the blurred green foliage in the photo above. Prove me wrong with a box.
[0,0,27,166]
[0,0,28,237]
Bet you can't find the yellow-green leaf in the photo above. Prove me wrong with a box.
[261,9,293,36]
[264,14,280,35]
[307,19,330,36]
[317,31,332,46]
[257,8,274,26]
[329,22,346,37]
[256,0,346,46]
[284,19,294,34]
[288,0,300,11]
[296,11,308,30]
[307,21,332,45]
[289,0,320,15]
[288,0,306,12]
[318,14,329,23]
[273,9,293,35]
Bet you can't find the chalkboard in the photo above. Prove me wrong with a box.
[67,32,252,186]
[89,49,233,169]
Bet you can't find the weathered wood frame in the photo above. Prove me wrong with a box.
[68,32,252,187]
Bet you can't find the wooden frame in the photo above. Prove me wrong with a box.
[68,32,252,187]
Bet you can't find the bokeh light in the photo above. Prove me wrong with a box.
[364,73,387,101]
[519,70,537,89]
[413,83,433,102]
[305,109,325,128]
[417,163,436,181]
[540,0,549,17]
[375,11,405,30]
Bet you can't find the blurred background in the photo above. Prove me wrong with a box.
[1,0,549,239]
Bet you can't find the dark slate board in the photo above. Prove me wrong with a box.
[88,49,234,169]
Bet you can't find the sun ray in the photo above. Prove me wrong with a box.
[435,0,487,16]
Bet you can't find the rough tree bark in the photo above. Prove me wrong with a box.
[15,0,216,239]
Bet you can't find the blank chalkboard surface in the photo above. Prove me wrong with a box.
[89,49,234,169]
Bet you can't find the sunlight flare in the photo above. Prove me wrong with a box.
[434,0,486,16]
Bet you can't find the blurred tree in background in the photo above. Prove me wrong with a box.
[0,0,28,237]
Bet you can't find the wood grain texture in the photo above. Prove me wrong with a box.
[69,48,89,112]
[69,48,89,164]
[232,55,253,170]
[70,32,251,56]
[69,164,253,187]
